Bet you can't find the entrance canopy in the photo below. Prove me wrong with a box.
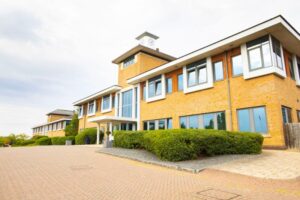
[88,115,137,123]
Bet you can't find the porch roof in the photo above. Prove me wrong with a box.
[88,116,137,123]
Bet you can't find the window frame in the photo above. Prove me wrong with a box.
[177,74,183,91]
[288,58,295,80]
[237,106,268,134]
[166,77,173,94]
[213,60,224,81]
[122,55,136,68]
[186,59,207,87]
[143,118,172,130]
[282,106,292,124]
[78,105,83,118]
[87,100,96,116]
[101,94,112,113]
[231,54,243,77]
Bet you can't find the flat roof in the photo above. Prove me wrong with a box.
[112,45,176,64]
[73,85,122,106]
[127,15,300,84]
[47,109,74,116]
[32,117,72,129]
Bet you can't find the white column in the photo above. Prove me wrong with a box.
[109,122,113,141]
[96,123,100,145]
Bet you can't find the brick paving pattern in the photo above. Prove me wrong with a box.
[0,146,299,200]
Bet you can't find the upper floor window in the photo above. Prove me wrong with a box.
[166,77,172,93]
[232,55,243,76]
[288,58,295,80]
[148,76,162,98]
[177,74,183,91]
[237,106,267,134]
[272,36,283,69]
[123,55,135,68]
[88,101,95,115]
[213,61,224,81]
[297,58,300,80]
[187,59,207,87]
[143,85,146,100]
[102,95,111,111]
[246,35,272,70]
[122,89,133,118]
[78,106,83,117]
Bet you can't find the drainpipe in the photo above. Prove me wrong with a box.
[224,51,233,131]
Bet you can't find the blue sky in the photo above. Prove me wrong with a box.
[0,0,299,136]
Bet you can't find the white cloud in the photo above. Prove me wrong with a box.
[0,0,299,136]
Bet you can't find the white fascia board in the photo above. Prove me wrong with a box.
[88,116,138,123]
[127,16,298,85]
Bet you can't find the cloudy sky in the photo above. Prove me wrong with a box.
[0,0,299,136]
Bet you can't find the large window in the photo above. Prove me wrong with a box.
[288,58,295,80]
[102,95,111,111]
[78,106,83,117]
[88,101,95,115]
[282,106,292,124]
[272,36,283,69]
[177,74,183,91]
[180,112,226,130]
[143,118,172,130]
[246,35,272,70]
[187,59,207,87]
[148,76,162,98]
[122,89,133,118]
[237,106,268,134]
[213,61,224,81]
[123,55,135,68]
[232,55,243,76]
[166,77,172,93]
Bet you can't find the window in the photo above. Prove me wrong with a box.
[213,61,224,81]
[282,106,292,124]
[144,118,172,130]
[272,36,283,69]
[148,76,162,98]
[180,112,226,130]
[247,35,272,70]
[117,94,120,116]
[88,101,95,115]
[143,85,146,100]
[112,96,115,108]
[187,59,207,87]
[297,111,300,122]
[166,77,172,93]
[122,89,133,118]
[134,87,138,118]
[57,122,62,130]
[297,58,300,80]
[53,123,57,131]
[123,55,135,68]
[101,95,111,111]
[237,106,268,134]
[177,74,183,91]
[288,58,295,80]
[232,55,243,76]
[78,106,83,117]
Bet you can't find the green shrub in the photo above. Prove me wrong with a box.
[113,131,146,149]
[31,135,47,141]
[114,129,264,161]
[75,128,97,145]
[51,137,66,145]
[35,137,52,145]
[13,139,36,146]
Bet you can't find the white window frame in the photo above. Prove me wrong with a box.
[183,57,213,94]
[242,35,287,79]
[78,105,83,119]
[145,74,166,103]
[293,55,300,86]
[122,55,136,69]
[87,100,96,116]
[101,94,112,113]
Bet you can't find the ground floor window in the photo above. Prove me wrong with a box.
[180,111,226,130]
[297,110,300,122]
[237,106,268,134]
[143,118,172,130]
[282,106,292,124]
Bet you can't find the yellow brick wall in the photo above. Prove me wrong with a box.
[47,115,66,123]
[47,130,66,137]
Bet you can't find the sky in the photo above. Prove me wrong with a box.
[0,0,299,136]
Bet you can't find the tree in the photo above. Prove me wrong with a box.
[64,113,79,136]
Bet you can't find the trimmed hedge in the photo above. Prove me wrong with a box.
[14,139,36,146]
[51,136,75,145]
[75,128,97,145]
[114,129,264,161]
[35,137,52,145]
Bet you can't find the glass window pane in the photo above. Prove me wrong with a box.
[203,114,214,129]
[188,115,199,129]
[187,70,196,87]
[288,59,295,80]
[143,122,148,130]
[249,48,262,69]
[232,55,243,76]
[122,90,132,118]
[143,85,146,100]
[180,117,187,129]
[178,74,183,91]
[158,120,165,129]
[102,96,110,110]
[272,37,283,69]
[198,67,207,83]
[155,81,162,95]
[253,107,267,133]
[213,61,224,81]
[149,121,155,130]
[166,78,172,93]
[216,112,226,130]
[262,43,272,67]
[167,118,172,129]
[238,109,251,132]
[148,82,155,97]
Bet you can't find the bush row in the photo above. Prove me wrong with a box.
[75,128,97,145]
[113,129,264,161]
[51,136,75,145]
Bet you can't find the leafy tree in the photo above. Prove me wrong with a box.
[16,134,29,140]
[65,113,79,136]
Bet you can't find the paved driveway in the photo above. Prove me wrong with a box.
[0,146,299,200]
